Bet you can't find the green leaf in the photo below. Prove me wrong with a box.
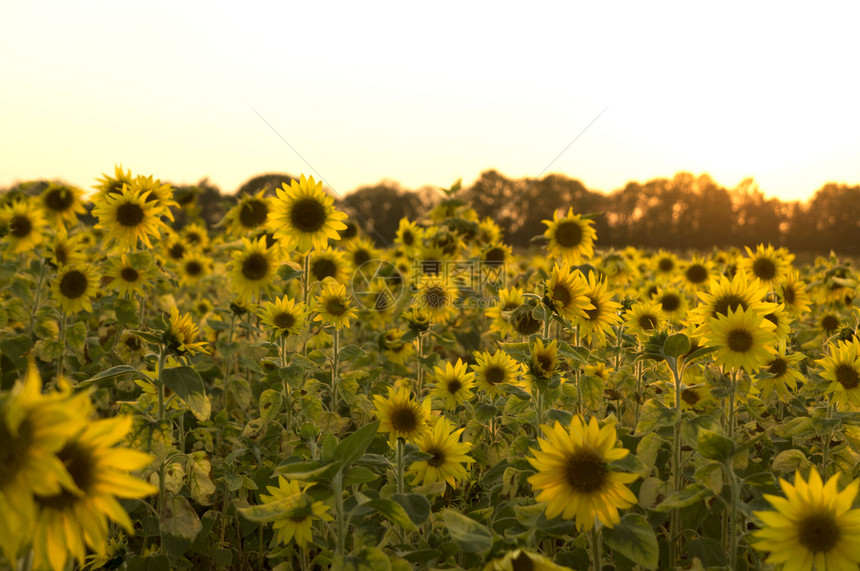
[663,333,690,358]
[635,398,679,435]
[289,353,318,369]
[774,416,814,438]
[160,495,202,560]
[277,263,304,283]
[238,493,313,522]
[334,420,380,468]
[546,408,573,426]
[78,365,148,389]
[442,510,492,554]
[343,465,379,486]
[353,498,415,530]
[338,344,366,361]
[696,428,735,461]
[503,383,532,401]
[772,449,812,473]
[66,321,88,352]
[114,297,141,327]
[475,403,498,423]
[392,493,431,526]
[694,462,724,495]
[160,366,210,421]
[653,484,713,511]
[602,513,659,570]
[259,389,282,424]
[276,461,342,482]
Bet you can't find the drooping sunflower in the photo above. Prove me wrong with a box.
[1,198,46,256]
[92,184,170,251]
[308,247,349,284]
[372,386,432,443]
[269,174,348,253]
[705,305,777,373]
[529,337,560,381]
[543,265,593,322]
[482,549,574,571]
[776,269,812,317]
[258,296,307,338]
[757,339,805,403]
[742,243,793,289]
[471,350,523,397]
[39,182,87,227]
[815,338,860,408]
[381,328,416,366]
[313,278,357,330]
[52,264,100,314]
[623,299,665,340]
[542,207,596,264]
[432,359,476,410]
[752,469,860,571]
[509,302,544,338]
[223,189,272,236]
[575,271,622,345]
[161,306,208,356]
[259,477,333,548]
[407,416,474,487]
[486,286,524,338]
[228,236,278,301]
[528,417,638,531]
[32,415,157,571]
[402,305,432,333]
[106,252,152,298]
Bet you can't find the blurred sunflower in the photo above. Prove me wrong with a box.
[106,252,151,298]
[471,350,522,397]
[776,269,812,316]
[482,549,573,571]
[394,217,424,256]
[653,286,689,323]
[116,331,146,362]
[407,417,474,487]
[529,337,560,381]
[308,247,349,283]
[258,296,307,338]
[576,271,622,345]
[92,184,170,251]
[269,174,347,253]
[432,359,476,410]
[381,328,416,366]
[414,274,455,323]
[816,310,841,338]
[52,264,100,314]
[756,340,805,403]
[223,189,271,236]
[402,306,432,333]
[815,338,860,407]
[162,306,208,356]
[373,386,432,443]
[542,208,596,264]
[624,299,665,340]
[543,265,593,322]
[481,242,513,270]
[259,477,333,549]
[528,417,638,531]
[705,306,777,373]
[345,236,380,270]
[177,250,213,287]
[92,164,133,199]
[313,278,357,330]
[133,174,178,221]
[1,198,46,256]
[486,286,524,338]
[680,255,715,292]
[652,250,680,280]
[742,243,793,288]
[39,183,87,227]
[752,469,860,571]
[179,221,210,251]
[228,236,278,301]
[32,415,156,571]
[47,227,85,267]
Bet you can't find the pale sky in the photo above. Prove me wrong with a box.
[2,1,858,203]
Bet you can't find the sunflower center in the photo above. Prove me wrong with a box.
[782,285,796,305]
[658,258,675,273]
[797,512,840,554]
[121,267,139,282]
[37,442,97,510]
[390,406,418,432]
[9,215,32,238]
[289,198,326,233]
[681,388,701,406]
[564,447,607,494]
[125,335,142,351]
[185,261,203,276]
[242,253,270,281]
[638,314,658,331]
[54,244,68,265]
[45,188,75,212]
[186,231,202,245]
[485,247,505,265]
[353,249,371,267]
[426,447,446,468]
[512,551,534,571]
[821,315,838,333]
[169,243,185,260]
[752,258,777,280]
[0,414,34,488]
[835,364,860,390]
[767,358,787,377]
[311,258,337,281]
[59,270,88,299]
[116,202,145,227]
[402,230,414,246]
[447,379,462,394]
[551,284,571,307]
[660,293,681,312]
[727,329,753,353]
[554,220,583,248]
[239,199,268,228]
[273,312,295,330]
[535,353,554,374]
[326,298,349,317]
[484,366,505,385]
[713,295,747,317]
[686,264,708,284]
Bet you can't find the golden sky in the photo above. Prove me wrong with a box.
[2,1,858,202]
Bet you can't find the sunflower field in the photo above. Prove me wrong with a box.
[2,169,860,571]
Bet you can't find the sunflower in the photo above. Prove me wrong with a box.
[308,247,349,284]
[542,208,596,264]
[372,387,432,443]
[0,361,87,563]
[481,242,513,270]
[259,477,333,548]
[777,269,812,317]
[690,272,775,333]
[407,416,473,487]
[116,331,146,363]
[178,250,213,287]
[345,236,380,270]
[576,271,622,345]
[432,359,476,410]
[223,189,271,236]
[653,286,689,323]
[133,174,178,221]
[528,417,638,531]
[529,337,560,381]
[486,286,524,338]
[680,255,715,292]
[381,328,416,366]
[52,264,100,314]
[106,252,151,298]
[742,244,793,289]
[624,299,665,340]
[471,350,523,397]
[757,340,805,403]
[509,302,544,338]
[763,303,791,342]
[180,221,210,251]
[40,182,87,227]
[542,265,593,322]
[228,236,278,301]
[47,227,85,267]
[258,296,307,338]
[269,174,347,253]
[815,338,860,408]
[162,306,208,356]
[651,250,680,279]
[32,415,157,571]
[476,216,502,247]
[92,164,133,199]
[313,278,357,330]
[414,274,456,324]
[705,305,777,373]
[402,306,432,333]
[752,469,860,571]
[1,198,46,256]
[817,311,841,338]
[482,549,574,571]
[91,184,170,251]
[395,217,424,256]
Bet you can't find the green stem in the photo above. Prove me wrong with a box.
[396,438,405,496]
[725,457,741,569]
[156,346,168,554]
[416,333,425,397]
[669,359,683,569]
[589,526,603,571]
[331,327,340,411]
[27,258,47,337]
[57,311,67,381]
[333,470,346,558]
